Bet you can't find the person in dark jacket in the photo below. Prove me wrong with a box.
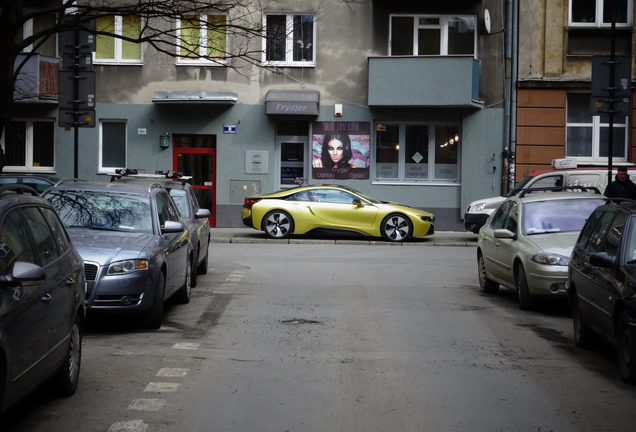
[604,167,636,199]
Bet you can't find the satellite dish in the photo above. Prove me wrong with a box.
[484,9,492,34]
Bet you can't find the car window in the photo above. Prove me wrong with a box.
[531,175,564,188]
[585,211,616,254]
[168,188,190,218]
[23,179,54,193]
[156,192,180,227]
[313,189,356,204]
[41,207,72,253]
[188,187,200,211]
[504,201,519,232]
[0,210,36,274]
[576,210,604,248]
[22,207,60,267]
[522,198,605,234]
[601,214,625,258]
[490,201,512,230]
[289,191,313,201]
[625,217,636,262]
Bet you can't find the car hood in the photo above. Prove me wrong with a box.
[376,201,434,217]
[468,196,506,211]
[525,231,580,256]
[67,229,154,265]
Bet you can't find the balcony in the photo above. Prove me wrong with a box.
[14,53,60,103]
[368,56,482,108]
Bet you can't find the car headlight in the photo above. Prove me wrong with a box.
[419,215,435,223]
[107,259,148,275]
[471,202,487,212]
[531,253,569,266]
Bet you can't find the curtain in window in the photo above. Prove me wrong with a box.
[96,16,116,59]
[206,15,226,60]
[180,15,200,59]
[122,16,141,59]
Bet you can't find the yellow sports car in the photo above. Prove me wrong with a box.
[241,185,434,242]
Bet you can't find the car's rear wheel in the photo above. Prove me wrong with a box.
[139,271,165,329]
[52,314,82,396]
[516,264,536,310]
[263,210,294,239]
[478,251,499,293]
[174,257,192,304]
[572,295,601,349]
[617,311,636,384]
[381,213,412,242]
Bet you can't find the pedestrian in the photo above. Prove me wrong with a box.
[604,166,636,199]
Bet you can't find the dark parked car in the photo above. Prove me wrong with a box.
[0,185,85,416]
[0,173,61,194]
[110,170,211,287]
[43,180,193,329]
[567,198,636,384]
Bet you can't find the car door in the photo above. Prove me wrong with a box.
[575,211,616,333]
[480,201,513,282]
[156,192,188,295]
[307,188,379,228]
[0,208,50,404]
[492,200,520,286]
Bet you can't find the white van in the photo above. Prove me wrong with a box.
[464,159,632,233]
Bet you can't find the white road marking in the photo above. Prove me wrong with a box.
[172,342,200,350]
[108,420,148,432]
[157,368,189,377]
[144,382,180,392]
[128,399,165,411]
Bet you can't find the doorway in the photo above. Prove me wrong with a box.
[172,135,216,227]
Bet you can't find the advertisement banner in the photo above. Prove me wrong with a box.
[312,121,370,180]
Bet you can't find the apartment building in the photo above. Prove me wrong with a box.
[516,0,636,182]
[9,0,508,230]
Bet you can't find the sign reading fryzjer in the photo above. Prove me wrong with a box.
[312,122,370,179]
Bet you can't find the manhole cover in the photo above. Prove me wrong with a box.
[281,319,321,324]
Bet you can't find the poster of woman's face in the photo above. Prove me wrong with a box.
[312,122,370,179]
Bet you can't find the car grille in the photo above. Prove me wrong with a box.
[93,294,144,307]
[84,263,98,281]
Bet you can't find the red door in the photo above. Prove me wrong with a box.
[172,135,216,227]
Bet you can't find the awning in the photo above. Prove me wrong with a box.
[265,90,320,116]
[152,91,238,104]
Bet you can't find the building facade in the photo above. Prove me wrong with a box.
[516,0,636,182]
[9,0,508,230]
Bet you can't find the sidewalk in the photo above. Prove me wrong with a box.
[209,228,478,247]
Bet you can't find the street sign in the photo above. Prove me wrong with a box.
[58,70,96,110]
[590,96,631,117]
[591,56,631,98]
[62,52,93,70]
[58,109,96,128]
[58,17,96,53]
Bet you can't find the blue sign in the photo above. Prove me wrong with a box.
[223,124,237,134]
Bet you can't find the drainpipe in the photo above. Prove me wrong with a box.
[503,0,519,195]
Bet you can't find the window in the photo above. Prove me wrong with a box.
[23,207,60,267]
[390,15,476,57]
[16,15,57,56]
[177,14,227,64]
[99,121,126,172]
[566,93,628,162]
[375,123,460,183]
[1,119,55,171]
[95,15,142,63]
[264,14,315,65]
[569,0,633,27]
[0,210,36,274]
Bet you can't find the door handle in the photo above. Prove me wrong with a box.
[41,293,52,303]
[66,278,75,287]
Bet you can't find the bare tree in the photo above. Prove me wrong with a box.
[1,0,364,172]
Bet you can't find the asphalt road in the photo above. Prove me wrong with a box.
[3,242,636,432]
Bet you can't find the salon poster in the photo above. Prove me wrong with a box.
[312,121,370,179]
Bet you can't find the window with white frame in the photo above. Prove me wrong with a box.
[177,14,227,64]
[566,93,628,161]
[569,0,633,27]
[1,119,55,171]
[99,121,126,172]
[263,14,315,65]
[390,15,476,57]
[375,123,460,182]
[95,15,143,63]
[17,15,57,57]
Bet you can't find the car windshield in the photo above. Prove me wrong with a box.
[168,188,190,218]
[45,190,153,233]
[523,198,606,235]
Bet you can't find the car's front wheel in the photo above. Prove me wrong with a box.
[263,210,294,239]
[516,264,536,311]
[53,314,82,396]
[197,239,209,275]
[139,272,165,329]
[381,213,412,242]
[478,251,499,293]
[617,311,636,384]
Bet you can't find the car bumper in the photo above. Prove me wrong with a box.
[85,263,155,314]
[464,213,490,234]
[525,262,569,297]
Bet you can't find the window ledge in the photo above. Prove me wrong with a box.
[93,61,144,66]
[372,180,460,186]
[262,62,316,68]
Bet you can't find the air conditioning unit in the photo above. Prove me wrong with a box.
[551,158,578,169]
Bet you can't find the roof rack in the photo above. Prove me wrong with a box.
[108,168,192,185]
[517,185,601,198]
[0,184,40,196]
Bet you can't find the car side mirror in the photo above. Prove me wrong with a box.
[493,229,515,239]
[352,199,364,207]
[195,208,211,219]
[589,252,616,269]
[0,261,46,287]
[162,220,186,233]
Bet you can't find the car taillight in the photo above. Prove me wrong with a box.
[243,198,261,209]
